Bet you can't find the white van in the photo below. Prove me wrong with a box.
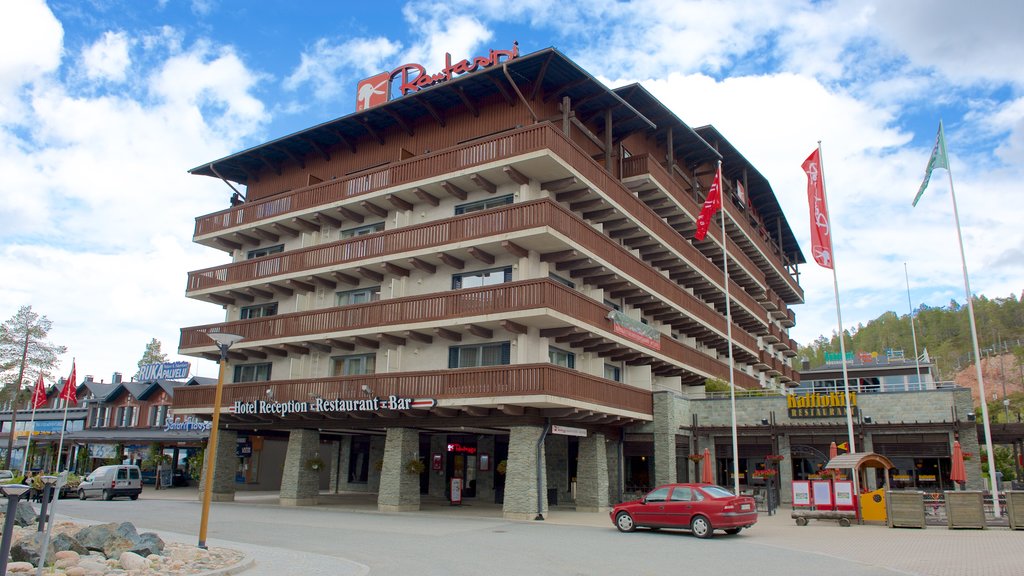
[78,464,142,501]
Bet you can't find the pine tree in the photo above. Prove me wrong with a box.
[135,338,168,379]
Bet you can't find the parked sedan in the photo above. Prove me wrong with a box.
[611,483,757,538]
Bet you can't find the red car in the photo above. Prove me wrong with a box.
[610,483,757,538]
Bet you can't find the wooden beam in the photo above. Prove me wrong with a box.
[438,252,465,269]
[327,127,356,153]
[267,283,294,296]
[541,176,578,191]
[260,346,288,358]
[408,257,436,274]
[502,240,528,259]
[291,217,320,233]
[539,327,580,338]
[405,331,433,344]
[453,86,479,117]
[315,212,341,228]
[380,333,407,346]
[333,271,359,286]
[434,328,462,342]
[298,136,330,163]
[540,249,579,263]
[466,324,493,339]
[308,342,332,354]
[556,188,591,203]
[387,194,413,211]
[232,231,259,245]
[214,238,241,252]
[227,351,247,361]
[357,117,385,145]
[282,343,309,355]
[467,247,494,264]
[245,287,274,299]
[569,197,605,211]
[498,404,525,416]
[382,262,410,277]
[208,294,235,305]
[420,99,445,127]
[286,279,315,293]
[227,290,254,303]
[462,406,489,417]
[361,201,388,218]
[501,320,528,335]
[469,173,497,194]
[311,276,337,290]
[326,339,355,351]
[353,336,379,349]
[383,108,413,136]
[440,180,467,200]
[529,52,554,101]
[413,187,439,207]
[488,75,515,105]
[252,228,280,242]
[503,165,529,185]
[271,223,299,238]
[337,206,364,224]
[355,266,384,282]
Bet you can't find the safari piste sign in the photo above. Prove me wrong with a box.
[356,42,520,111]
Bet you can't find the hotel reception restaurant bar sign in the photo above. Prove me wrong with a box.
[787,392,858,418]
[607,310,661,350]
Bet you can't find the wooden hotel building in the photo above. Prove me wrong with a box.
[175,46,805,517]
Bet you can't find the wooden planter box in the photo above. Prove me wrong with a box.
[887,491,926,528]
[1005,491,1024,530]
[944,490,986,529]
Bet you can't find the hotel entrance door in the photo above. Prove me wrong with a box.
[446,437,477,498]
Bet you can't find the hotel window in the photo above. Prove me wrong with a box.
[454,194,513,215]
[340,222,385,238]
[604,298,621,311]
[452,266,512,289]
[234,363,272,383]
[448,342,511,368]
[549,347,575,369]
[336,286,381,306]
[246,244,284,259]
[149,405,168,427]
[117,406,136,428]
[332,354,376,376]
[604,363,622,382]
[548,273,575,289]
[240,302,278,319]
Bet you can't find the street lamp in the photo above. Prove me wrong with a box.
[0,484,30,574]
[35,475,58,537]
[197,332,243,549]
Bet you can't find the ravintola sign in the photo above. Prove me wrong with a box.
[356,42,520,111]
[232,395,436,418]
[787,392,858,418]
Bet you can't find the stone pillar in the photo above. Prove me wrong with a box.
[545,434,569,506]
[280,429,321,506]
[428,435,446,498]
[369,435,386,492]
[777,435,793,504]
[653,391,680,487]
[378,428,420,512]
[198,429,238,502]
[576,432,609,512]
[476,435,496,502]
[607,436,622,503]
[503,425,547,520]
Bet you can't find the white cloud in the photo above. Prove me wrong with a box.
[82,30,130,83]
[0,0,62,122]
[284,37,402,102]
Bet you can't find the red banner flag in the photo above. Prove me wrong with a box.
[31,374,47,409]
[694,164,723,241]
[802,149,834,268]
[59,361,77,406]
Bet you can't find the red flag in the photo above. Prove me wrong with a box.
[58,361,77,406]
[802,149,834,269]
[694,164,723,241]
[31,374,47,409]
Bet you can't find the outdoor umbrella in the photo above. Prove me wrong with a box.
[829,441,838,462]
[950,440,967,488]
[701,448,714,484]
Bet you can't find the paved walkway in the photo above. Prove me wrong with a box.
[140,487,1024,576]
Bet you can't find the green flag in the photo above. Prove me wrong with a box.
[912,121,949,207]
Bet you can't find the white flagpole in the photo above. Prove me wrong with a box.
[20,397,39,478]
[55,359,73,473]
[716,160,741,495]
[904,263,923,384]
[942,143,1001,516]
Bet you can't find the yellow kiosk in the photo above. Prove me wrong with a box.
[823,452,895,523]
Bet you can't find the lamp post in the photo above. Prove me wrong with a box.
[197,332,243,550]
[0,484,31,575]
[35,475,58,537]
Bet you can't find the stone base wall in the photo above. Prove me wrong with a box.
[280,429,321,506]
[576,432,609,512]
[198,429,237,502]
[503,425,546,520]
[378,428,420,512]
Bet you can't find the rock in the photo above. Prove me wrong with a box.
[114,522,140,542]
[10,536,54,566]
[119,551,149,571]
[102,536,136,559]
[55,549,81,561]
[55,556,80,569]
[51,532,89,556]
[74,523,119,551]
[65,567,87,576]
[5,561,34,572]
[129,532,165,556]
[13,500,37,527]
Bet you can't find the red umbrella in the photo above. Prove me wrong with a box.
[829,441,838,463]
[950,440,967,486]
[701,448,714,484]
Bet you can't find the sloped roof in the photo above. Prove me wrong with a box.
[825,452,895,470]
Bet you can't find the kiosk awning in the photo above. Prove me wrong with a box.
[825,452,895,470]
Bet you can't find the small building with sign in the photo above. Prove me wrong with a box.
[175,45,808,517]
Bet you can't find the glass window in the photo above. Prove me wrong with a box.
[449,342,511,368]
[604,364,622,382]
[454,194,513,215]
[246,244,284,259]
[549,347,575,369]
[240,302,278,319]
[234,363,272,383]
[452,267,512,289]
[332,354,376,376]
[646,486,670,502]
[348,436,370,484]
[548,273,575,289]
[117,468,128,480]
[336,286,381,306]
[340,222,385,238]
[670,487,693,501]
[149,405,168,427]
[604,298,621,311]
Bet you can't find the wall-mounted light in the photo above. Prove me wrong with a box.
[863,416,873,424]
[361,385,374,396]
[760,418,769,426]
[966,412,976,422]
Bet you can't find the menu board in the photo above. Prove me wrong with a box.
[812,480,834,510]
[792,481,812,507]
[833,480,855,510]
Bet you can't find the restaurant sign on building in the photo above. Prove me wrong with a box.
[787,391,858,418]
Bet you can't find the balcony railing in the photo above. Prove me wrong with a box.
[172,364,654,417]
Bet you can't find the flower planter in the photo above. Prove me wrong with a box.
[886,491,926,529]
[944,490,986,529]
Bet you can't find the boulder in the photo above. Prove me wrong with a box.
[114,522,140,542]
[13,501,37,527]
[119,551,149,571]
[102,536,135,560]
[51,532,89,556]
[10,536,54,566]
[129,532,165,557]
[74,523,119,552]
[5,561,34,573]
[55,549,81,561]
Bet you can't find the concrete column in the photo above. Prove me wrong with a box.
[476,435,496,502]
[280,429,321,506]
[369,435,386,492]
[653,391,680,486]
[545,434,569,506]
[503,425,547,520]
[199,429,237,502]
[428,435,446,498]
[576,432,609,512]
[378,428,421,512]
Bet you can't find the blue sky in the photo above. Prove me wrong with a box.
[2,0,1022,383]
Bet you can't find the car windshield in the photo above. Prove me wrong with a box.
[701,485,735,498]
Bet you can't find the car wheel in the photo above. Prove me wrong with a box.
[691,515,713,539]
[130,494,139,501]
[78,490,86,501]
[724,528,742,535]
[615,511,636,533]
[103,490,113,501]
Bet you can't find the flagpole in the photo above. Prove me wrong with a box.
[55,359,74,473]
[713,161,741,495]
[20,396,39,478]
[941,135,1001,516]
[904,263,923,383]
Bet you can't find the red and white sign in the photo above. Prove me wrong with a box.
[356,72,391,111]
[833,480,856,511]
[802,149,834,269]
[811,480,834,511]
[551,425,587,437]
[792,480,812,507]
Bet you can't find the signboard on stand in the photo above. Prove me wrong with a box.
[792,481,812,507]
[450,478,463,505]
[812,480,834,511]
[834,480,856,511]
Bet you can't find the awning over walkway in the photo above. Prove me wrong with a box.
[825,452,895,470]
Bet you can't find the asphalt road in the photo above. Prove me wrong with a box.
[48,497,906,576]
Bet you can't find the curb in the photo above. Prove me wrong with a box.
[199,555,256,576]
